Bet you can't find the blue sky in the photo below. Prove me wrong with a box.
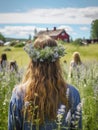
[0,0,98,40]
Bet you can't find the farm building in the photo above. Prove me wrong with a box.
[35,27,70,42]
[0,40,4,46]
[82,39,98,45]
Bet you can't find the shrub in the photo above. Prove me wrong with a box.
[14,42,25,47]
[3,48,11,51]
[72,38,83,46]
[9,41,17,46]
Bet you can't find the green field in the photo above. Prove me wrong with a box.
[0,43,98,67]
[0,46,29,67]
[62,43,98,63]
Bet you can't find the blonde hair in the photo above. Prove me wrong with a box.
[72,52,82,65]
[22,35,68,124]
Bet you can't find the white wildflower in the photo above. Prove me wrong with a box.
[76,103,82,112]
[66,110,71,124]
[25,101,30,108]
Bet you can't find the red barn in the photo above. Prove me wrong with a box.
[36,27,70,42]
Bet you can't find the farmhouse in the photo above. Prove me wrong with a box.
[35,27,70,42]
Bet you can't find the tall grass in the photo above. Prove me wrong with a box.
[62,60,98,130]
[0,61,98,130]
[0,71,23,130]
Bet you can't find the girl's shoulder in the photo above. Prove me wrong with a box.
[66,84,81,107]
[70,60,74,64]
[67,84,79,93]
[70,60,76,66]
[10,82,28,109]
[66,84,80,101]
[11,82,28,101]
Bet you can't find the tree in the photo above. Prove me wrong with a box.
[0,33,6,42]
[34,28,37,36]
[90,19,98,39]
[73,38,82,45]
[28,34,32,40]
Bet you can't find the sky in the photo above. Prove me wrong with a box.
[0,0,98,40]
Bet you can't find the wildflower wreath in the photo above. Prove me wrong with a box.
[24,43,66,62]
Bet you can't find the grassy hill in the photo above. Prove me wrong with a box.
[5,37,28,42]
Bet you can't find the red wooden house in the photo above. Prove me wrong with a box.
[36,27,70,42]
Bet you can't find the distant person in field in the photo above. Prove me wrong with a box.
[69,51,83,78]
[9,60,18,72]
[0,53,8,72]
[8,35,82,130]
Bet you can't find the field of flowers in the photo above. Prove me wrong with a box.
[0,44,98,130]
[0,60,98,130]
[63,60,98,130]
[0,68,25,130]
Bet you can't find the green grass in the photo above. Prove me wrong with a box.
[0,43,98,67]
[0,46,29,67]
[62,43,98,62]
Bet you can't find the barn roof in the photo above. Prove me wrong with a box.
[36,28,69,37]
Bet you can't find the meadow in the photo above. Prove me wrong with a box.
[0,43,98,67]
[0,43,98,130]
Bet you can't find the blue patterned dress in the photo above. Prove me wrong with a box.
[8,84,82,130]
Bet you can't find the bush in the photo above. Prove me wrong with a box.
[9,41,17,46]
[0,33,6,42]
[14,42,25,47]
[72,38,83,45]
[3,48,11,51]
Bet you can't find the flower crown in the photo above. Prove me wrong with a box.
[24,43,66,62]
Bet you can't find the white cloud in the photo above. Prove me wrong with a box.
[0,7,98,24]
[80,26,89,31]
[0,26,53,38]
[0,26,37,38]
[57,25,75,36]
[0,25,75,38]
[57,25,73,33]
